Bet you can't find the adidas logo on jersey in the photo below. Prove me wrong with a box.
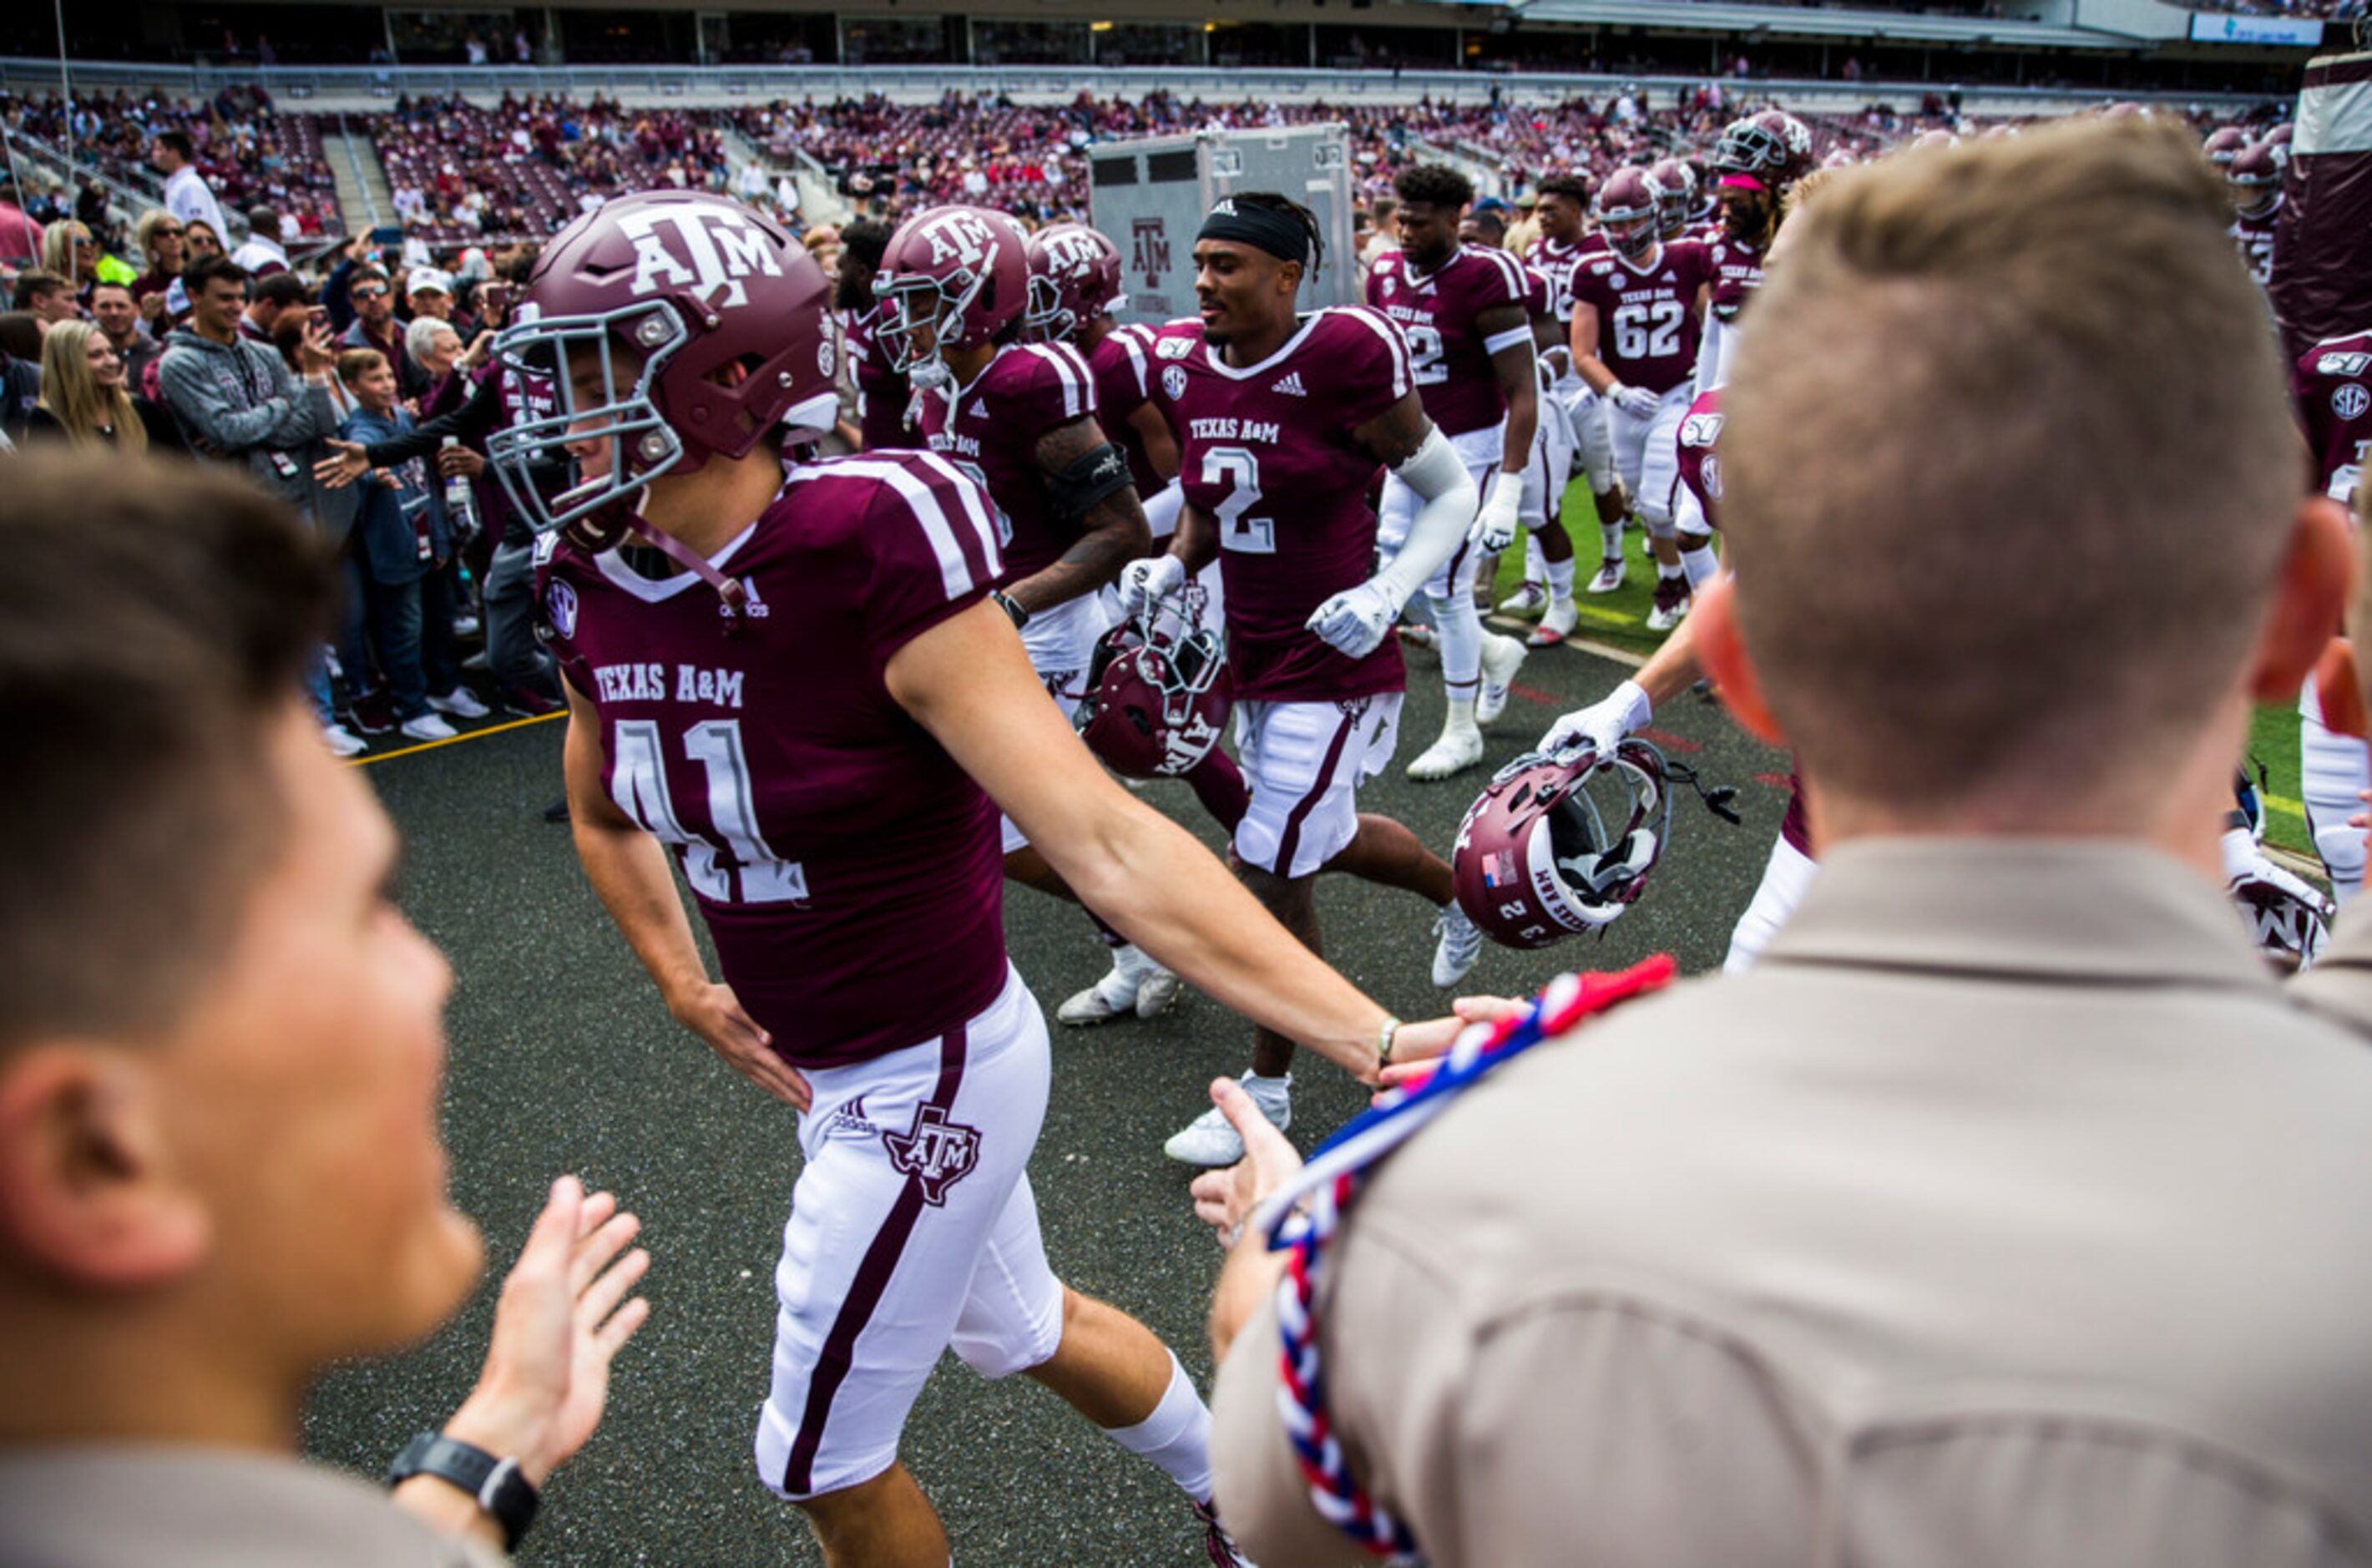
[1272,372,1308,397]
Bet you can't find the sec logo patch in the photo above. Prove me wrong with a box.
[1162,364,1188,400]
[546,579,579,640]
[2334,383,2369,422]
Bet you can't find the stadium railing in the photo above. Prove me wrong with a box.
[0,58,2287,119]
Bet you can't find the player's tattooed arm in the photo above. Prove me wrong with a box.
[1479,301,1538,477]
[1009,415,1155,616]
[1349,388,1434,471]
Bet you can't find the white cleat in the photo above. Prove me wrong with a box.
[1406,725,1486,781]
[1135,961,1182,1019]
[1056,964,1140,1026]
[1646,574,1693,633]
[1497,580,1550,619]
[1586,556,1626,594]
[1432,903,1484,988]
[1476,635,1526,727]
[1528,599,1579,648]
[1164,1072,1292,1166]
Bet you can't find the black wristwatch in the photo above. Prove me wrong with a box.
[387,1431,540,1550]
[991,589,1030,630]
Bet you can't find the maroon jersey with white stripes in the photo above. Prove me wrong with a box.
[1364,244,1530,438]
[841,303,916,452]
[1088,321,1165,498]
[920,340,1097,583]
[2231,194,2282,289]
[1146,308,1412,702]
[1525,235,1589,317]
[1675,387,1724,530]
[538,452,1010,1070]
[1705,235,1766,324]
[2294,330,2372,507]
[1570,240,1715,396]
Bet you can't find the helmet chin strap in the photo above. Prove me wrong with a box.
[557,474,751,635]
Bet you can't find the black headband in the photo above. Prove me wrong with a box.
[1197,201,1310,269]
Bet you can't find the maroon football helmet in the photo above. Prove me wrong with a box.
[1713,111,1814,188]
[1595,168,1665,260]
[1646,159,1697,239]
[487,190,837,554]
[873,205,1031,372]
[2203,125,2250,167]
[1024,223,1125,344]
[1452,741,1677,948]
[2228,141,2284,216]
[1074,584,1232,780]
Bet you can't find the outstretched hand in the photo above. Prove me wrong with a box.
[443,1175,651,1487]
[1189,1077,1306,1248]
[1373,996,1527,1099]
[314,438,370,488]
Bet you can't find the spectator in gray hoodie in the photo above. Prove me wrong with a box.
[157,254,340,515]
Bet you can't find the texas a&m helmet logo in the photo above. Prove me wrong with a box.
[616,200,783,311]
[883,1104,982,1205]
[917,208,1004,269]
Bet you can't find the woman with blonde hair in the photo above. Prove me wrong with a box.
[39,221,100,302]
[24,320,185,454]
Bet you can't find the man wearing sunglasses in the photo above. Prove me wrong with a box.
[341,264,428,401]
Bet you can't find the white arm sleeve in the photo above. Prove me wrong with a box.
[1370,425,1479,610]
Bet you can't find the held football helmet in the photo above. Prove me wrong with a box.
[873,205,1031,373]
[1646,159,1697,240]
[1595,168,1666,261]
[1024,222,1125,345]
[486,190,837,556]
[1453,743,1675,948]
[1712,111,1815,188]
[2228,859,2333,975]
[1074,583,1233,780]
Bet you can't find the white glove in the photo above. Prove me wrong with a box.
[1541,679,1652,761]
[1306,579,1400,660]
[1469,474,1521,554]
[1118,554,1187,618]
[1609,382,1661,421]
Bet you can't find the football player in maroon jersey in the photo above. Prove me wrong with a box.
[2291,330,2372,903]
[1124,190,1488,1163]
[2227,140,2283,290]
[831,217,915,452]
[1019,220,1260,1024]
[876,205,1201,1031]
[1366,164,1536,781]
[1520,172,1629,609]
[1568,166,1716,633]
[492,190,1421,1566]
[1696,112,1815,400]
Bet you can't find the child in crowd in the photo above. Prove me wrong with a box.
[336,347,485,741]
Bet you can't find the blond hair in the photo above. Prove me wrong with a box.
[40,223,89,283]
[36,321,146,453]
[1723,118,2299,822]
[134,209,180,270]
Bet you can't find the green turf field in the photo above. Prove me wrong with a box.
[1501,486,2319,858]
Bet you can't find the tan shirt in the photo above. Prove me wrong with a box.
[0,1447,511,1567]
[1214,840,2372,1567]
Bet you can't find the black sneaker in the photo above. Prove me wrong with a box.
[500,685,563,718]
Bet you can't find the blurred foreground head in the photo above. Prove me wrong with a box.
[0,453,479,1444]
[1717,117,2338,837]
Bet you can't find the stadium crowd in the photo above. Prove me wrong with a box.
[2,73,2369,1568]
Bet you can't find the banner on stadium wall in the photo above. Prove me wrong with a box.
[2273,50,2372,363]
[2188,13,2326,48]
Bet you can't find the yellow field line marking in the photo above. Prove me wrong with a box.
[350,711,565,767]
